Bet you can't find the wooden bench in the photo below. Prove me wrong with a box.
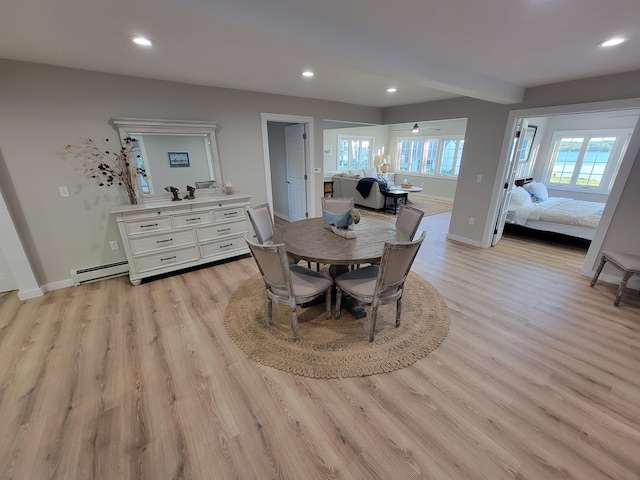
[590,250,640,306]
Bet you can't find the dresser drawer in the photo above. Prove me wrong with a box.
[173,211,214,228]
[124,217,172,235]
[129,229,195,255]
[200,235,247,259]
[214,207,245,223]
[197,221,246,242]
[134,246,200,273]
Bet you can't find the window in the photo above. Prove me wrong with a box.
[337,136,374,170]
[397,137,464,177]
[545,129,631,193]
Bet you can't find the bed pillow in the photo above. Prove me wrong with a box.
[510,186,532,207]
[527,181,549,201]
[528,190,544,203]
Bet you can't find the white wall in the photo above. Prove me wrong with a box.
[323,119,467,201]
[322,124,390,173]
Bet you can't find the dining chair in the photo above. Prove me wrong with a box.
[247,203,275,244]
[248,202,305,265]
[334,232,426,341]
[396,204,424,240]
[244,234,333,341]
[321,196,355,214]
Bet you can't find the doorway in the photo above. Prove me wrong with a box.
[260,113,315,221]
[490,100,640,276]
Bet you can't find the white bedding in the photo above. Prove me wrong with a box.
[509,197,604,229]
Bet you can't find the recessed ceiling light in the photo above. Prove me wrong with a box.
[387,87,397,93]
[599,37,626,47]
[132,36,153,47]
[302,70,314,77]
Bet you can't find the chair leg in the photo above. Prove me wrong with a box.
[267,297,274,325]
[335,287,343,319]
[396,297,402,327]
[590,255,607,287]
[369,304,379,342]
[291,307,300,341]
[615,272,633,306]
[325,290,332,319]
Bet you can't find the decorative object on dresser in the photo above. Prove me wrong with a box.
[112,194,252,285]
[164,186,182,201]
[62,136,146,205]
[184,185,196,199]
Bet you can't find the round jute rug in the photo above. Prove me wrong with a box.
[223,272,450,378]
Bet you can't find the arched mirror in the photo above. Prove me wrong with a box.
[112,117,223,201]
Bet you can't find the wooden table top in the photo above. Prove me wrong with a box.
[273,216,409,265]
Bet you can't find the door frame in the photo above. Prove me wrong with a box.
[487,97,640,276]
[260,113,315,218]
[0,188,43,299]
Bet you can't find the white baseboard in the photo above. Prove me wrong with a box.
[446,233,485,248]
[17,286,45,300]
[43,278,74,292]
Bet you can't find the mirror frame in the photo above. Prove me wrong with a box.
[111,117,223,202]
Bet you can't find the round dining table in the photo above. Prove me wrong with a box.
[273,216,408,266]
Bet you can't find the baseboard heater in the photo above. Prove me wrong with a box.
[71,261,129,286]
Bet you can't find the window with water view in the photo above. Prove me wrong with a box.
[546,130,631,193]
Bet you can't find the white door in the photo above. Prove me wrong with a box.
[492,119,529,246]
[285,123,307,222]
[0,245,16,293]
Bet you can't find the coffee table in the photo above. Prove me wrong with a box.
[381,190,408,214]
[399,186,423,193]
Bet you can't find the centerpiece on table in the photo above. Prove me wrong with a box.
[322,207,361,239]
[63,136,146,205]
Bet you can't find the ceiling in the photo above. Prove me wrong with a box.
[1,0,639,108]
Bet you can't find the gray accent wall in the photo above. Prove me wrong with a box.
[1,58,639,288]
[0,59,380,285]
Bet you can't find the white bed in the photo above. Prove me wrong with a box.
[506,179,605,241]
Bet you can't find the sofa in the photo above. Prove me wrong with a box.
[331,169,392,210]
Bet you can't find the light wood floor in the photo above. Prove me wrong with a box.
[1,212,639,479]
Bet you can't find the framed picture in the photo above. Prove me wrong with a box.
[168,152,190,167]
[323,145,333,156]
[519,125,537,163]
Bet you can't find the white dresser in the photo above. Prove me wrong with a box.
[112,194,251,285]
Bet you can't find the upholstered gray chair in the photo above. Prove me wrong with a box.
[321,196,354,214]
[396,204,424,240]
[245,234,333,341]
[247,203,275,244]
[248,202,306,266]
[334,232,426,341]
